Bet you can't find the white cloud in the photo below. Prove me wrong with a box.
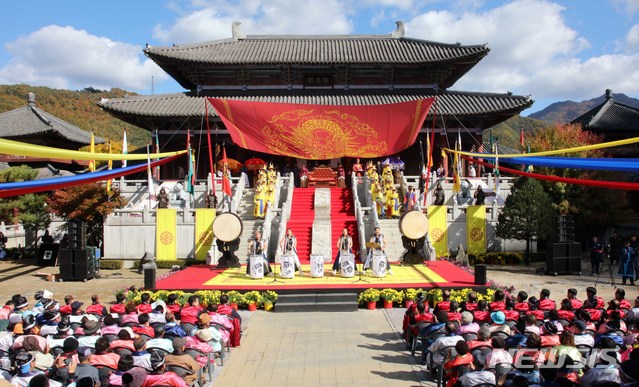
[612,0,639,16]
[626,23,639,50]
[406,0,639,102]
[153,0,353,44]
[0,25,167,91]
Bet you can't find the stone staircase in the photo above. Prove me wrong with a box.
[233,188,264,264]
[377,219,405,263]
[275,292,358,312]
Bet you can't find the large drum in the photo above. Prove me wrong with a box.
[372,251,387,278]
[340,254,355,278]
[249,255,264,279]
[399,210,429,240]
[212,212,243,242]
[280,254,295,279]
[310,254,324,278]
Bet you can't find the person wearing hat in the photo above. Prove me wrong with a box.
[525,297,545,320]
[571,319,595,347]
[9,296,30,326]
[144,351,188,387]
[0,319,12,370]
[77,319,102,348]
[39,309,62,337]
[10,352,41,386]
[85,294,107,317]
[121,366,147,387]
[540,320,561,347]
[455,311,479,335]
[403,185,416,212]
[32,291,45,314]
[488,311,511,336]
[148,301,167,325]
[74,346,100,385]
[165,336,201,386]
[458,351,496,387]
[386,186,400,219]
[145,324,174,354]
[185,328,215,368]
[110,328,136,351]
[22,335,54,371]
[12,315,47,352]
[49,338,79,385]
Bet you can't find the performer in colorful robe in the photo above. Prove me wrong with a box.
[332,228,353,275]
[279,228,304,275]
[246,230,272,276]
[268,164,277,183]
[371,181,385,218]
[352,158,363,177]
[266,183,276,208]
[404,185,417,212]
[253,186,267,219]
[386,187,400,219]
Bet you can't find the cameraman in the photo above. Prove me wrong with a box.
[589,236,604,276]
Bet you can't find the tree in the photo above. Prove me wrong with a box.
[46,184,127,247]
[496,177,556,263]
[0,166,51,247]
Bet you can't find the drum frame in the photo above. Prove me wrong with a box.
[249,255,264,279]
[399,210,428,240]
[279,254,295,279]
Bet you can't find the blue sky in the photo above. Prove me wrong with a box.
[1,0,638,115]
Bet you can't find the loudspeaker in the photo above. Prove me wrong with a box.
[567,243,581,258]
[67,220,86,249]
[475,264,487,285]
[558,216,574,242]
[37,244,59,266]
[58,248,96,281]
[547,242,581,275]
[58,249,74,265]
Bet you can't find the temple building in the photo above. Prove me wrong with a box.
[571,89,639,157]
[100,21,532,177]
[0,92,104,176]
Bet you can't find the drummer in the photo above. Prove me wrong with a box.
[279,228,304,275]
[246,230,272,276]
[332,228,353,275]
[363,227,392,275]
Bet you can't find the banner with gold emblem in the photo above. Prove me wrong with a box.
[156,209,177,261]
[207,98,434,160]
[466,205,486,255]
[195,208,216,260]
[428,205,448,257]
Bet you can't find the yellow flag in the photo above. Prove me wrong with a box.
[466,205,486,255]
[428,205,448,257]
[195,208,216,260]
[88,132,96,172]
[452,144,460,193]
[156,209,177,260]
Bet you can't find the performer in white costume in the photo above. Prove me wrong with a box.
[246,230,272,276]
[279,228,304,275]
[363,226,392,275]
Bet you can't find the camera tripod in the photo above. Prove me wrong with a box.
[595,252,617,288]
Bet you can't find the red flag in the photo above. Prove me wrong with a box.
[207,98,434,159]
[519,129,525,148]
[221,147,232,197]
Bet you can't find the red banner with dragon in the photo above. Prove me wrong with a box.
[207,98,434,159]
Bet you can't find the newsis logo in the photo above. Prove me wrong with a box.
[485,348,620,370]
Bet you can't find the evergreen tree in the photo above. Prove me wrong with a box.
[496,177,556,263]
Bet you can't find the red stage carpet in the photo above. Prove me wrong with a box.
[155,261,479,291]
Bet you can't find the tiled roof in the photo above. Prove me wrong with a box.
[99,90,532,119]
[571,98,639,131]
[144,37,489,66]
[0,104,104,145]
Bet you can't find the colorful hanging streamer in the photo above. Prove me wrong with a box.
[484,156,639,172]
[0,154,184,198]
[446,136,639,158]
[462,155,639,191]
[0,138,187,161]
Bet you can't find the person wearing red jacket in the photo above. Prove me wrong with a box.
[109,293,126,315]
[434,290,451,313]
[166,293,182,317]
[538,289,556,311]
[137,293,153,314]
[502,299,520,321]
[217,294,242,323]
[514,291,529,313]
[59,295,74,315]
[566,288,582,310]
[132,313,155,337]
[489,290,506,311]
[461,292,478,312]
[409,302,434,336]
[473,300,491,324]
[180,295,203,326]
[526,297,545,320]
[447,301,462,323]
[613,288,631,310]
[85,294,107,317]
[557,299,575,322]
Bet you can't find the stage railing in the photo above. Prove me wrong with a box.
[229,172,247,214]
[262,172,283,253]
[274,173,295,259]
[362,175,379,225]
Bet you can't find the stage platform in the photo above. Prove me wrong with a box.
[155,261,480,292]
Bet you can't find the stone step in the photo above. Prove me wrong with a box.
[275,292,358,313]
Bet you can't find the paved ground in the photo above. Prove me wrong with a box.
[0,256,634,386]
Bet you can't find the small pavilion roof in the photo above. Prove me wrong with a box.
[571,90,639,132]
